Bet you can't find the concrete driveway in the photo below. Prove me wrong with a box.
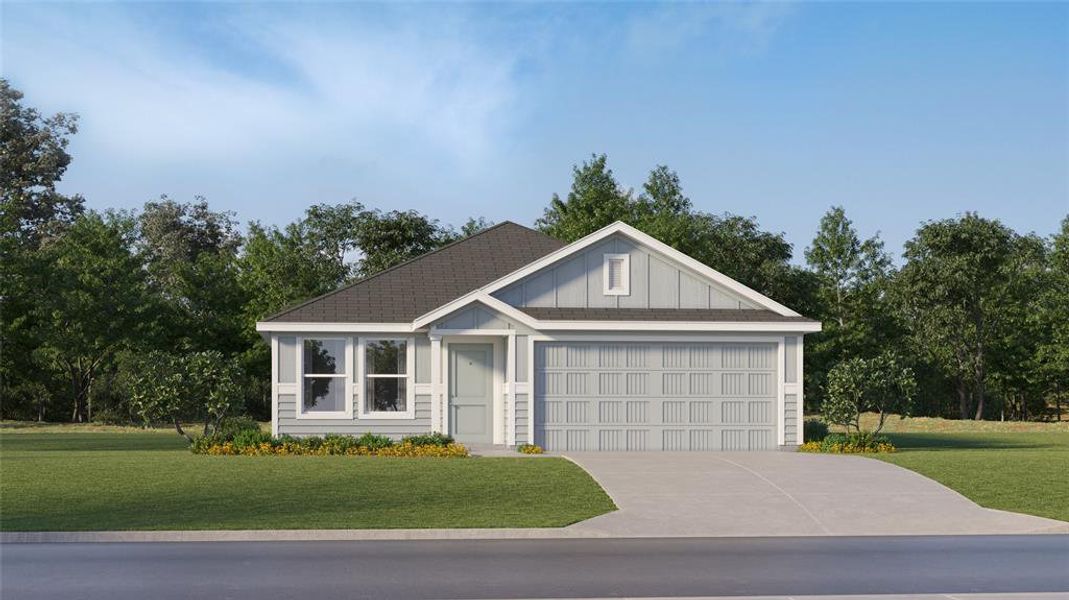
[564,452,1069,537]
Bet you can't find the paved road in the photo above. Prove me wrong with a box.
[2,535,1067,600]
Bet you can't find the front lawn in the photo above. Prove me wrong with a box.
[874,430,1069,523]
[0,429,615,531]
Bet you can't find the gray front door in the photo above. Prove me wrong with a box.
[449,343,493,444]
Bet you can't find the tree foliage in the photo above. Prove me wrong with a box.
[121,350,244,440]
[823,353,917,434]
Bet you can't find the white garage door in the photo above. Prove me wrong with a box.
[534,342,779,451]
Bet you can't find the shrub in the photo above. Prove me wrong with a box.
[216,416,262,440]
[823,352,916,435]
[232,428,273,449]
[799,431,896,454]
[517,444,544,454]
[191,432,468,457]
[803,419,829,442]
[355,433,394,451]
[402,432,455,447]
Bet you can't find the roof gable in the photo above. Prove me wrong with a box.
[265,222,563,323]
[492,232,763,311]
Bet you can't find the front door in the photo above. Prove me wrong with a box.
[449,343,494,444]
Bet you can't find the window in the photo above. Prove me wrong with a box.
[300,338,351,418]
[359,338,415,419]
[603,253,630,296]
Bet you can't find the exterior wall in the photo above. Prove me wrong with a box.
[273,332,433,438]
[493,233,761,310]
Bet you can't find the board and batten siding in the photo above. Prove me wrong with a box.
[783,336,800,445]
[434,304,533,333]
[493,233,761,310]
[274,333,433,438]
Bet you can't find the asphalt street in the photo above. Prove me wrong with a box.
[2,535,1067,600]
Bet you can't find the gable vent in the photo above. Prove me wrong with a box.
[603,254,630,296]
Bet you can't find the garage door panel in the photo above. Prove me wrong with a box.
[535,342,779,451]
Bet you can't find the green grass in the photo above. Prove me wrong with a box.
[0,430,616,531]
[873,431,1069,523]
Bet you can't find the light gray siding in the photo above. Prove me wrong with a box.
[784,393,798,445]
[415,336,431,384]
[435,304,532,332]
[277,393,432,438]
[515,393,529,445]
[494,233,761,310]
[534,341,779,451]
[515,335,529,383]
[278,336,296,383]
[784,336,798,383]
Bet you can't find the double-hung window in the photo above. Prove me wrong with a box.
[358,338,415,419]
[299,337,352,419]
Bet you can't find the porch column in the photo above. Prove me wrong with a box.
[506,332,516,446]
[429,333,444,433]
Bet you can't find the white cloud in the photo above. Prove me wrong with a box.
[2,5,520,169]
[626,2,797,58]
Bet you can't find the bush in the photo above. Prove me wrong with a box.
[517,444,544,454]
[232,428,273,449]
[803,419,829,442]
[189,431,469,457]
[402,432,455,447]
[355,433,394,451]
[799,431,896,454]
[216,416,261,440]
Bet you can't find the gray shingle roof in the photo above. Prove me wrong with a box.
[518,307,818,323]
[266,222,565,323]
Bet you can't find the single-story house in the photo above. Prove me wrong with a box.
[256,221,821,451]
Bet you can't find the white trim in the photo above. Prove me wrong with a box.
[533,320,821,333]
[443,336,505,445]
[257,322,414,333]
[270,335,279,437]
[777,338,786,446]
[411,221,803,324]
[796,338,805,443]
[431,327,515,337]
[526,334,535,446]
[602,253,631,296]
[506,331,516,446]
[531,333,794,343]
[430,336,443,433]
[295,336,353,420]
[356,336,417,420]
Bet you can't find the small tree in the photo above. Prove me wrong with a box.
[123,350,243,441]
[823,352,917,435]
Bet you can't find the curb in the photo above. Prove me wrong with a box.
[0,528,610,544]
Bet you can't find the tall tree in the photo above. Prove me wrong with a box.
[0,79,84,247]
[896,214,1022,420]
[352,208,456,278]
[804,207,899,405]
[537,154,632,241]
[0,80,85,419]
[32,211,154,421]
[139,196,246,354]
[1031,217,1069,419]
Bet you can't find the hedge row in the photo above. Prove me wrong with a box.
[190,429,468,457]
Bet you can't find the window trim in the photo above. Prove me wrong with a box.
[357,336,416,420]
[296,336,353,420]
[602,253,631,296]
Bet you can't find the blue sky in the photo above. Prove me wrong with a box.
[3,2,1067,261]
